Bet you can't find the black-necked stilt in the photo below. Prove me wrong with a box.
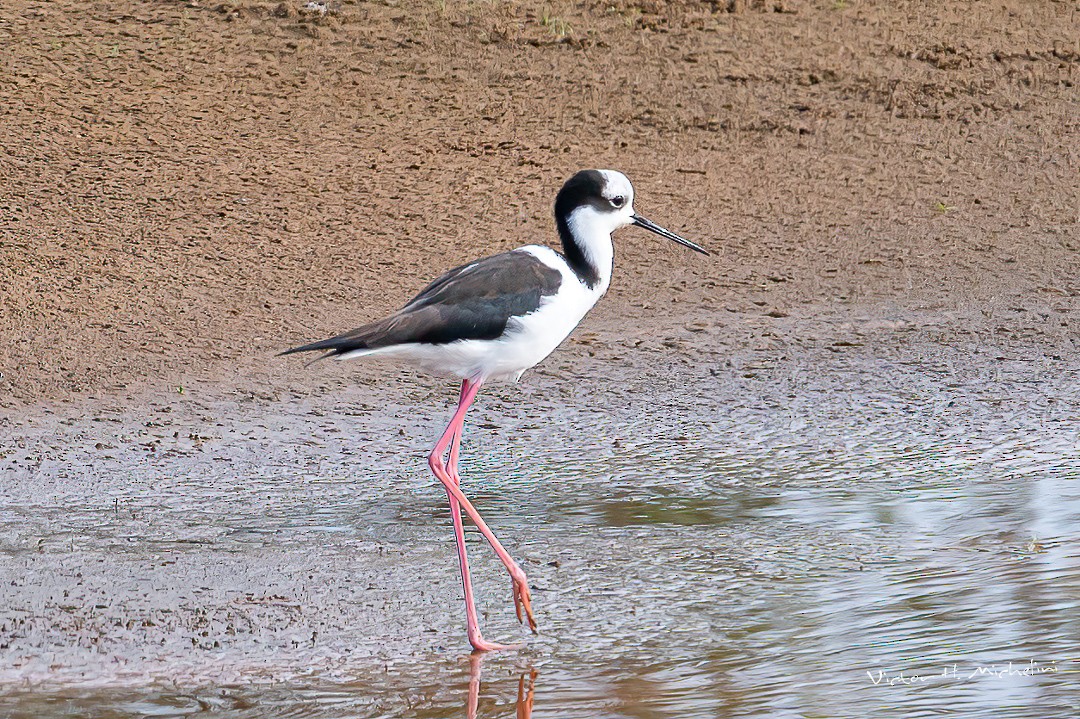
[282,169,708,651]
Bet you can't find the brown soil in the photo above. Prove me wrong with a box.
[2,4,1079,706]
[1,0,1078,409]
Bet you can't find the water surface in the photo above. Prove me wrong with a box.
[2,346,1078,718]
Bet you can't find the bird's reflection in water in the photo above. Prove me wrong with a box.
[466,651,537,719]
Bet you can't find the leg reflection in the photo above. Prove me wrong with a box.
[516,665,537,719]
[467,652,483,718]
[465,651,538,719]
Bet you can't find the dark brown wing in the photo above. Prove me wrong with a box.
[280,250,563,357]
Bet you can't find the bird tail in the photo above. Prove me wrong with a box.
[278,333,373,364]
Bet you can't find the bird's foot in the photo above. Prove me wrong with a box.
[512,573,538,633]
[469,634,520,652]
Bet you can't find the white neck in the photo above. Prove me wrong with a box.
[562,206,615,293]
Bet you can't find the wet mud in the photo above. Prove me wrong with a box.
[3,321,1079,716]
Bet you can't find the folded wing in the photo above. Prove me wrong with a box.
[280,250,563,358]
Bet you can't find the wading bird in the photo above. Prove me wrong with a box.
[282,170,708,650]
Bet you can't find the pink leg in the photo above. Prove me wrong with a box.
[430,378,537,651]
[445,383,511,651]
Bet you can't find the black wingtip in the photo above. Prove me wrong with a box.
[278,334,371,360]
[277,345,337,370]
[277,345,312,357]
[278,338,339,358]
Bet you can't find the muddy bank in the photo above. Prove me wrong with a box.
[1,0,1078,406]
[2,0,1079,715]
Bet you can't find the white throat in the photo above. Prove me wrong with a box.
[565,205,615,294]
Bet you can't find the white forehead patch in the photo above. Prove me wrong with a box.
[597,169,634,203]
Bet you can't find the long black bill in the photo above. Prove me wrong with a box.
[632,215,709,256]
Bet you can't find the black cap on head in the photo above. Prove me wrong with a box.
[554,170,614,219]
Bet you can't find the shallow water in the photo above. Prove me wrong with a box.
[2,346,1079,718]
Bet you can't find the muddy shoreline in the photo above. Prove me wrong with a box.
[2,0,1078,715]
[2,0,1077,408]
[3,315,1079,715]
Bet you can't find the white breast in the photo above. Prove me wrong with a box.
[485,244,607,380]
